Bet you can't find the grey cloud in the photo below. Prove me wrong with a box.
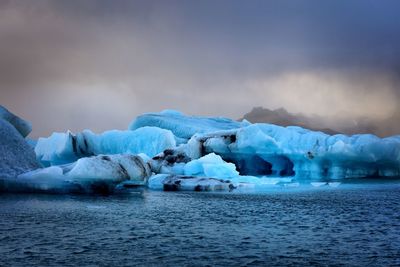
[0,0,400,137]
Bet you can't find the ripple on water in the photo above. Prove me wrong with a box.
[0,183,399,266]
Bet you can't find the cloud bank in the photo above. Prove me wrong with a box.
[1,0,400,137]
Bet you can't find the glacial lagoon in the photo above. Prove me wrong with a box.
[1,180,399,267]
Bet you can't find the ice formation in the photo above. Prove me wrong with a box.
[0,112,39,179]
[133,111,400,181]
[2,108,400,195]
[147,173,295,192]
[130,109,250,140]
[183,153,239,178]
[5,154,151,194]
[196,124,400,179]
[148,174,235,191]
[0,105,32,137]
[35,126,176,166]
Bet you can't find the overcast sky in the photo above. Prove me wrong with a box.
[1,0,400,137]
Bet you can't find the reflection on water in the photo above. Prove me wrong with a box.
[0,180,399,266]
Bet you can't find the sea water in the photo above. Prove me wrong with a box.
[0,180,399,266]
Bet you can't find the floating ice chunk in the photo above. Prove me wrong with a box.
[183,153,239,178]
[311,182,327,187]
[156,175,234,191]
[130,110,250,140]
[228,176,296,192]
[35,126,176,166]
[148,173,236,192]
[3,166,76,193]
[229,175,261,184]
[11,154,151,194]
[258,177,294,184]
[166,176,233,191]
[65,155,146,182]
[284,182,300,188]
[328,182,341,187]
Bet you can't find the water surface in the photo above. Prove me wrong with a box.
[0,181,399,266]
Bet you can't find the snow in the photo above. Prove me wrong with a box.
[35,126,176,166]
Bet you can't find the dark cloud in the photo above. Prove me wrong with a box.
[1,0,400,137]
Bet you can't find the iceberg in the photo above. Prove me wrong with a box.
[35,126,176,166]
[134,111,400,181]
[7,154,152,194]
[0,105,32,138]
[192,124,400,180]
[148,174,235,192]
[3,108,400,195]
[147,174,295,192]
[0,110,39,180]
[129,109,250,140]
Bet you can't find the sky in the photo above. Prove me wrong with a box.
[1,0,400,138]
